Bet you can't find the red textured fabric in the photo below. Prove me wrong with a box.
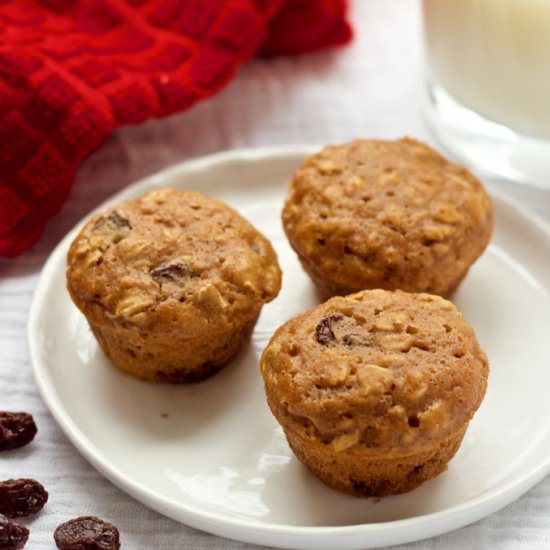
[259,0,352,57]
[0,0,351,257]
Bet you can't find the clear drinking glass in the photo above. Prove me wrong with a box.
[422,0,550,188]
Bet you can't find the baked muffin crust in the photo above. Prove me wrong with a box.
[282,138,494,297]
[260,289,489,495]
[67,188,282,382]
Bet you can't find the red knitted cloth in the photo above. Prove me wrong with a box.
[0,0,351,258]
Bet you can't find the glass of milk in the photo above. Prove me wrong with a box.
[423,0,550,187]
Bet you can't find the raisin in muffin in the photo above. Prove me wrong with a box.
[67,188,282,383]
[282,138,494,297]
[260,289,488,497]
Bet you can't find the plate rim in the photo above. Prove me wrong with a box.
[27,145,550,549]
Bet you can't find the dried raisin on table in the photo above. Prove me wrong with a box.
[0,413,37,451]
[54,516,120,550]
[0,479,48,518]
[0,513,29,549]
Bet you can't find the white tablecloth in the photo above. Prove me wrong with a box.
[2,1,549,548]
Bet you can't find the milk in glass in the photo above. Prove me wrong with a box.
[424,0,550,140]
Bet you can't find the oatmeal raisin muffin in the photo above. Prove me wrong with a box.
[260,289,489,497]
[282,138,494,297]
[67,188,282,383]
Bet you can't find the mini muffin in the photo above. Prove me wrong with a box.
[260,289,488,497]
[282,138,493,297]
[67,188,281,383]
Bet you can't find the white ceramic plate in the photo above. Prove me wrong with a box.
[28,146,550,550]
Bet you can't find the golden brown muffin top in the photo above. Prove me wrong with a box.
[67,188,281,337]
[282,138,494,296]
[260,289,488,454]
